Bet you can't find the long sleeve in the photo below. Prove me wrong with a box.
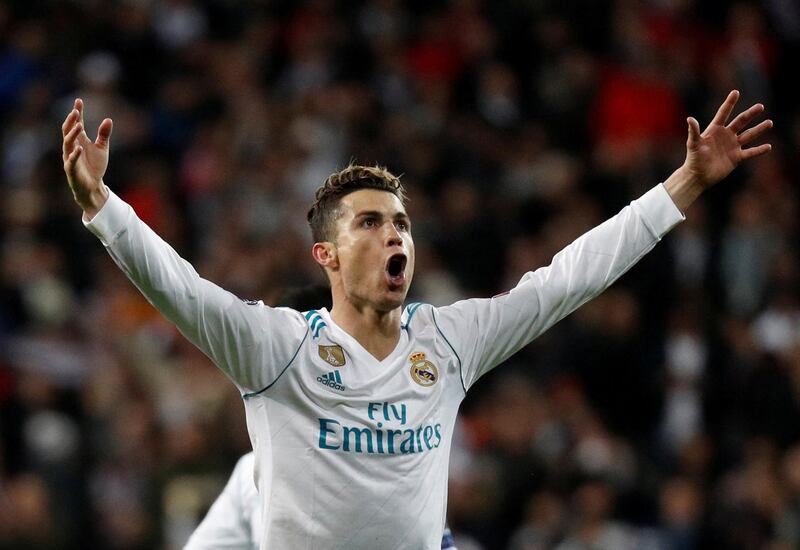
[84,189,307,394]
[431,183,685,391]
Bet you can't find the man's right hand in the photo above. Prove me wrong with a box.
[62,98,113,220]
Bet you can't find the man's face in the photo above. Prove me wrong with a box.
[329,189,415,312]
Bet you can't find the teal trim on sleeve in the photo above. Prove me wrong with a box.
[242,328,309,399]
[312,322,327,339]
[402,302,423,330]
[310,315,322,332]
[431,309,466,395]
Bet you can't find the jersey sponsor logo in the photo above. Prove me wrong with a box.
[318,401,442,455]
[317,370,345,391]
[318,344,346,367]
[409,352,439,387]
[318,418,442,454]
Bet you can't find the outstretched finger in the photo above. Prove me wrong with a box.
[95,118,113,149]
[62,122,83,162]
[75,98,85,127]
[73,98,93,146]
[740,143,772,160]
[686,117,702,149]
[64,145,83,179]
[738,119,773,145]
[62,109,78,137]
[711,90,740,126]
[728,103,765,134]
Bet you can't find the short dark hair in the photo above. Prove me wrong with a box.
[307,164,407,243]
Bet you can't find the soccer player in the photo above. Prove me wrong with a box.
[62,90,771,549]
[183,285,460,549]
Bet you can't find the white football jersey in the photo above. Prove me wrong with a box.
[183,451,460,550]
[85,183,683,549]
[185,453,262,549]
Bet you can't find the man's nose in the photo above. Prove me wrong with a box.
[385,225,403,247]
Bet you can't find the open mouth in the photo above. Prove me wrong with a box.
[385,253,407,287]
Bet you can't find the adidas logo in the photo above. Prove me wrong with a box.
[316,370,345,392]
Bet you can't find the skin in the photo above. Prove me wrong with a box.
[63,90,772,360]
[663,90,772,212]
[311,189,415,360]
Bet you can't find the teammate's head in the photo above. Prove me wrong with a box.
[308,164,414,312]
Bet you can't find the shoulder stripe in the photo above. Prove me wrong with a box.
[313,322,327,339]
[242,327,310,399]
[305,309,327,335]
[310,315,322,331]
[431,308,466,395]
[402,302,423,330]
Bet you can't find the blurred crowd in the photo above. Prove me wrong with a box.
[1,0,799,548]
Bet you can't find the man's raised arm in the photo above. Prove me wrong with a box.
[432,91,772,391]
[62,98,112,219]
[62,99,307,394]
[663,90,772,212]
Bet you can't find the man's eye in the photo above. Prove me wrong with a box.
[362,219,376,228]
[395,221,408,231]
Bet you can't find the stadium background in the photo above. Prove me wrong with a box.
[1,0,799,548]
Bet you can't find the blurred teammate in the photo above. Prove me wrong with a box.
[184,452,261,550]
[62,90,770,549]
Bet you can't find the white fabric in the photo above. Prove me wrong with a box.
[183,451,459,549]
[184,453,261,550]
[85,183,683,550]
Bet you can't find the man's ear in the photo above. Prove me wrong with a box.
[312,242,338,270]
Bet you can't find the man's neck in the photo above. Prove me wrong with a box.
[330,300,402,362]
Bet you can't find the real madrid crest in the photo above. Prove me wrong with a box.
[318,345,346,367]
[409,351,439,387]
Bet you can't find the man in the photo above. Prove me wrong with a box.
[62,90,771,549]
[182,285,460,549]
